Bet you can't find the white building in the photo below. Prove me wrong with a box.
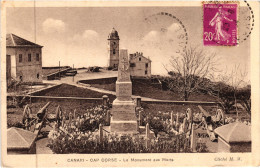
[6,34,43,84]
[129,52,152,77]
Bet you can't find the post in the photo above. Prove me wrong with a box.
[59,61,60,79]
[73,64,75,82]
[79,115,84,127]
[73,109,76,120]
[171,112,173,126]
[145,123,150,149]
[139,110,142,126]
[137,119,139,132]
[190,123,196,152]
[54,122,59,131]
[62,116,66,127]
[102,95,109,107]
[106,110,110,125]
[176,112,179,129]
[187,108,193,130]
[99,124,103,143]
[69,112,72,127]
[136,96,141,107]
[183,118,187,133]
[77,116,80,127]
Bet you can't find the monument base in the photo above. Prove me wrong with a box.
[110,98,138,133]
[103,125,155,138]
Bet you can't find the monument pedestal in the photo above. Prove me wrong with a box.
[110,99,138,133]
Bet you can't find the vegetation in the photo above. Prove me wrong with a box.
[164,46,218,101]
[48,130,193,153]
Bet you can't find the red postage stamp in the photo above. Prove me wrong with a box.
[203,2,238,46]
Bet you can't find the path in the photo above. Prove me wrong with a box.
[195,127,218,153]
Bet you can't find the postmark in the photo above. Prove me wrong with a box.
[203,2,239,46]
[144,12,188,53]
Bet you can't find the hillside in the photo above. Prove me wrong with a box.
[80,77,217,101]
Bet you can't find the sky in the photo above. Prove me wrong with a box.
[6,7,250,83]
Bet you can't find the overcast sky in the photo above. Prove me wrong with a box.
[6,7,250,83]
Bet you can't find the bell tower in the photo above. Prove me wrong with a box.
[108,28,120,68]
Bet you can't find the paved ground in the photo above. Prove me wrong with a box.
[36,125,54,154]
[195,127,218,153]
[44,69,117,85]
[36,137,53,154]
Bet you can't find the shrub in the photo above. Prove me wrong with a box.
[48,130,194,154]
[7,120,24,128]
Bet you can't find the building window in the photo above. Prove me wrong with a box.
[113,49,116,54]
[37,73,40,79]
[19,54,22,62]
[19,76,23,81]
[145,70,147,75]
[28,54,31,62]
[139,57,141,61]
[36,53,40,61]
[130,63,136,67]
[145,63,148,68]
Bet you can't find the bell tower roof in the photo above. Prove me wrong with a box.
[108,27,120,40]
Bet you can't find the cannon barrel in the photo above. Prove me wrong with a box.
[198,105,212,122]
[37,102,51,120]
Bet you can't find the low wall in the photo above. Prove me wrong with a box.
[142,100,221,106]
[79,77,117,85]
[29,84,62,96]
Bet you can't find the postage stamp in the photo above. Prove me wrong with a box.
[203,3,239,46]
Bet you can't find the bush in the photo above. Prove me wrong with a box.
[7,120,24,128]
[48,130,194,154]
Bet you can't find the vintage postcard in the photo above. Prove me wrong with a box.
[1,0,260,167]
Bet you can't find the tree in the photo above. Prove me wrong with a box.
[237,85,251,115]
[165,46,218,101]
[207,65,250,115]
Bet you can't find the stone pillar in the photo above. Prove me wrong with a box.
[190,123,196,152]
[176,112,179,127]
[73,109,76,120]
[145,123,150,149]
[99,124,103,143]
[170,112,174,126]
[103,95,109,107]
[187,108,193,130]
[106,110,111,125]
[136,96,141,107]
[69,112,72,125]
[110,49,138,133]
[62,116,66,127]
[139,110,142,126]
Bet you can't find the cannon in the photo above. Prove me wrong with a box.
[21,102,62,135]
[198,105,225,141]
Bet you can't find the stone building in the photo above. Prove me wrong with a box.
[107,28,120,68]
[129,52,152,77]
[6,33,43,84]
